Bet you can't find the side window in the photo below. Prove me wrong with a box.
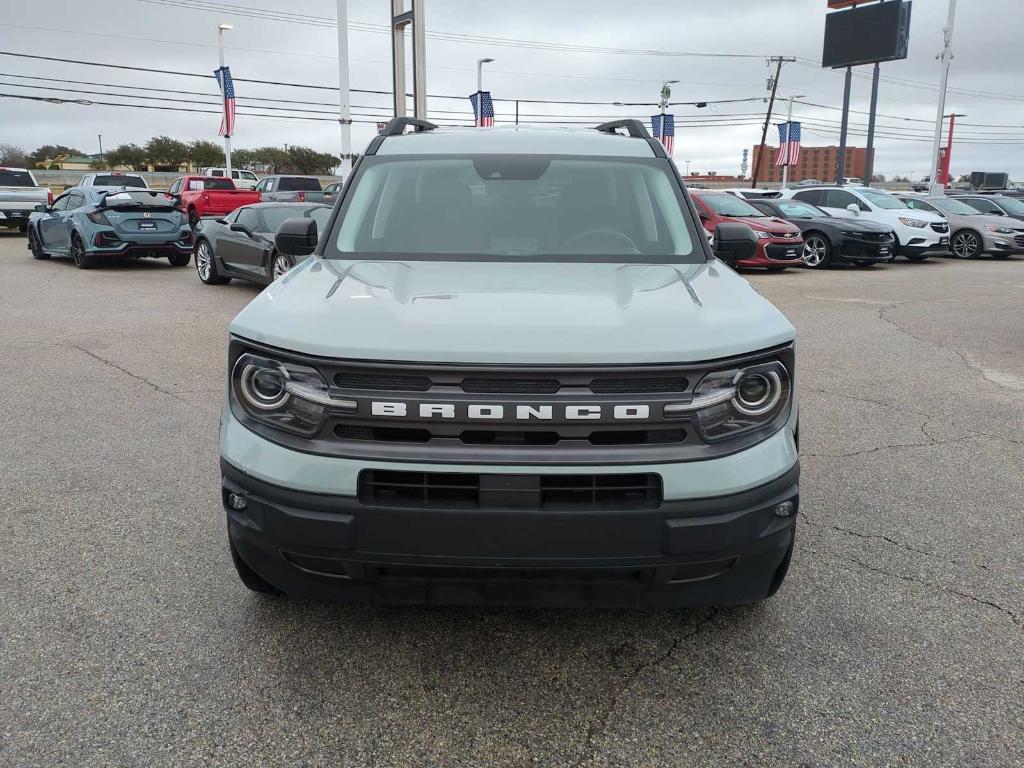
[236,209,260,230]
[66,193,85,210]
[168,179,182,195]
[50,195,71,211]
[824,189,864,210]
[906,199,937,213]
[211,169,224,177]
[242,172,257,181]
[963,198,1000,215]
[792,190,823,206]
[750,202,774,216]
[265,178,276,192]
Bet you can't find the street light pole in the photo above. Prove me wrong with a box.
[336,0,353,176]
[929,0,957,194]
[97,134,104,167]
[685,159,691,176]
[781,94,804,190]
[217,23,233,176]
[659,79,678,117]
[477,57,494,95]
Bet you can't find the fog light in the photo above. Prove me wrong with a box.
[774,500,795,518]
[227,492,248,511]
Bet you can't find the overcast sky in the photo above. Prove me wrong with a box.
[2,0,1023,179]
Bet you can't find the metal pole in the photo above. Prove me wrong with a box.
[391,0,406,117]
[751,57,788,189]
[515,100,519,125]
[218,25,232,176]
[98,134,104,166]
[864,62,880,185]
[336,0,352,175]
[930,0,957,195]
[836,66,852,184]
[782,95,794,189]
[411,0,426,118]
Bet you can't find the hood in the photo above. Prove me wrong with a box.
[230,257,796,364]
[951,212,1024,230]
[813,216,891,233]
[723,215,799,235]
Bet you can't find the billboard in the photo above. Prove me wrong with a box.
[822,1,912,69]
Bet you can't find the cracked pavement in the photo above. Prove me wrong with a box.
[0,234,1022,767]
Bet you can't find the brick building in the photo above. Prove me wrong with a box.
[752,144,870,184]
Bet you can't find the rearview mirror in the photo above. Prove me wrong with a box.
[712,222,758,267]
[276,217,318,257]
[846,203,861,215]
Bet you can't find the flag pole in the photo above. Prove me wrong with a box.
[217,24,233,176]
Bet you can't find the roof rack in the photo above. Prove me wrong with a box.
[594,119,651,139]
[379,117,439,136]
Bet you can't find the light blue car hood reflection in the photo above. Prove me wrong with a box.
[229,257,796,364]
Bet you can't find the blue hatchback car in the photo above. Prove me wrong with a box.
[27,187,193,269]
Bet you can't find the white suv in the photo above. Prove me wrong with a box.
[781,186,949,261]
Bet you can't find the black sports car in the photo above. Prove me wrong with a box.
[749,198,895,268]
[193,202,331,286]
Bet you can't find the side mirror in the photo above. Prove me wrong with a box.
[846,203,861,215]
[276,217,318,257]
[229,222,252,236]
[34,203,48,213]
[712,222,758,266]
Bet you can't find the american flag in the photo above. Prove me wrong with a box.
[651,113,675,154]
[775,121,801,166]
[470,91,494,127]
[214,66,236,138]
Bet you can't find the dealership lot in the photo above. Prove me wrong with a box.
[1,233,1022,766]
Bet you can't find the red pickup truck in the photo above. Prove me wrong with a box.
[168,175,260,228]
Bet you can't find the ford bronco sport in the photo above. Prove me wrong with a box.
[220,118,799,607]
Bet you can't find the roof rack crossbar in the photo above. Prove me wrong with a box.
[380,117,439,136]
[594,119,651,139]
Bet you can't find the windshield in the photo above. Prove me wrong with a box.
[330,155,698,261]
[260,206,330,232]
[993,196,1024,216]
[697,193,765,217]
[92,175,146,188]
[0,169,35,186]
[859,189,907,210]
[102,191,175,208]
[776,200,824,219]
[933,198,982,215]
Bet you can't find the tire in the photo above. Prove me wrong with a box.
[27,228,49,260]
[905,254,929,262]
[70,234,94,269]
[18,222,28,234]
[951,230,982,259]
[167,252,191,267]
[188,207,200,229]
[194,238,230,285]
[888,235,899,263]
[270,251,294,280]
[801,232,832,268]
[229,538,282,595]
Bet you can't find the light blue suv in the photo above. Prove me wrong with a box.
[220,118,799,607]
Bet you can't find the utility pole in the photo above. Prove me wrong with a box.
[97,134,104,167]
[781,94,804,190]
[336,0,353,175]
[835,66,855,184]
[217,23,233,176]
[864,62,881,185]
[929,0,957,194]
[752,56,793,188]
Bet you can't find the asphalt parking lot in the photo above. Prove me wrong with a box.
[1,233,1022,767]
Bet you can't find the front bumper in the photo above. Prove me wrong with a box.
[738,238,804,268]
[981,230,1024,254]
[837,235,894,262]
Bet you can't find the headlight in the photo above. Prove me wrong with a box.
[986,225,1014,234]
[898,217,928,228]
[231,352,354,436]
[668,360,791,442]
[755,230,772,239]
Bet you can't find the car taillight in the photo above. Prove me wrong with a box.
[87,209,111,226]
[47,189,54,205]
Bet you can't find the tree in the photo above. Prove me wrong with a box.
[958,173,971,183]
[187,139,225,170]
[286,146,340,175]
[29,144,83,167]
[871,173,886,183]
[106,143,148,171]
[145,135,189,171]
[232,148,259,171]
[245,146,290,174]
[89,157,108,170]
[0,143,28,166]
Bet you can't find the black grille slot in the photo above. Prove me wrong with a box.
[335,425,431,443]
[334,372,431,391]
[461,377,561,394]
[930,222,949,233]
[460,430,560,446]
[588,428,686,445]
[590,376,688,394]
[359,470,662,510]
[1014,234,1024,248]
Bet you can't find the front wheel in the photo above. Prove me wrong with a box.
[167,252,191,267]
[270,252,294,280]
[801,233,832,268]
[188,207,200,229]
[27,228,49,260]
[951,230,981,259]
[195,239,230,285]
[70,234,94,269]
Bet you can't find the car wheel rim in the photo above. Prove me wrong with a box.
[803,237,826,267]
[196,243,211,280]
[953,233,977,258]
[272,255,291,279]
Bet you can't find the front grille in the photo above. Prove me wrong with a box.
[334,372,431,391]
[765,243,801,260]
[930,222,949,233]
[856,231,891,242]
[461,377,560,394]
[359,470,662,510]
[590,376,688,394]
[1013,234,1024,248]
[338,425,686,447]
